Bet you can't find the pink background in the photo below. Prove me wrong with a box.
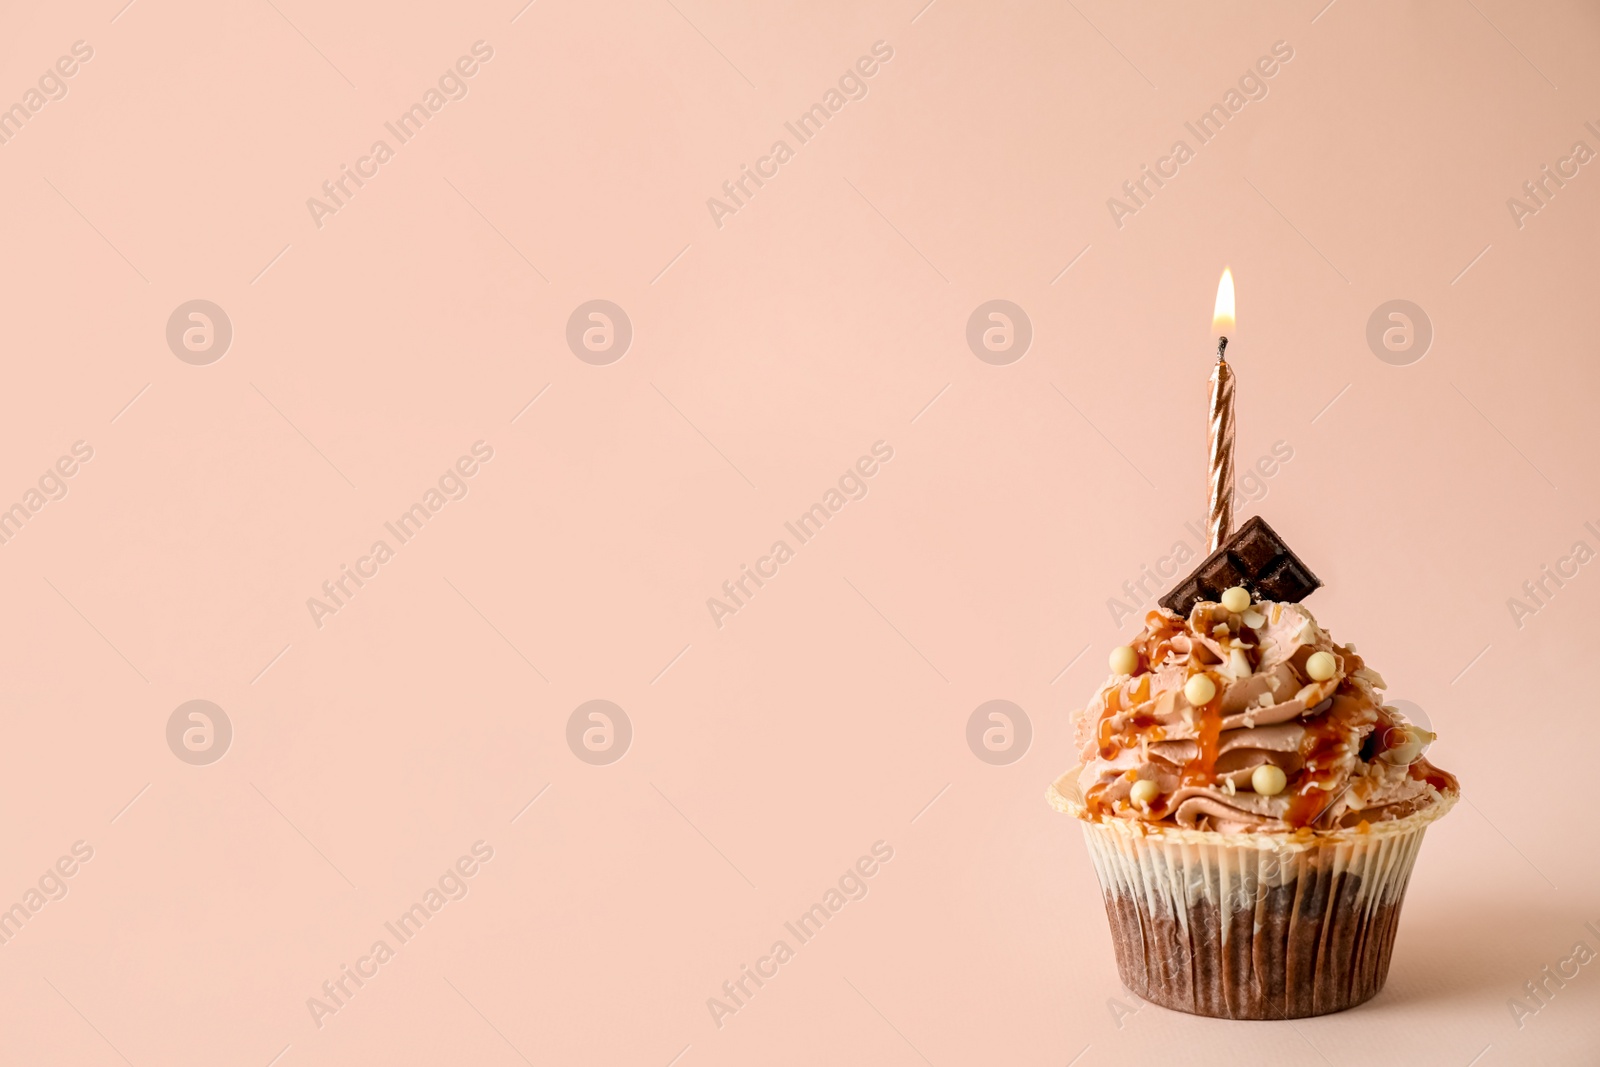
[2,0,1598,1063]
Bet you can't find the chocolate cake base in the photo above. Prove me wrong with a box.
[1049,767,1457,1021]
[1101,869,1404,1019]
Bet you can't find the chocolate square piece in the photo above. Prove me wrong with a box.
[1256,557,1316,602]
[1231,524,1280,575]
[1158,515,1322,616]
[1168,577,1204,614]
[1199,555,1247,590]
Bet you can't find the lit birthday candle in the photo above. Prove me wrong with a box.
[1208,268,1236,552]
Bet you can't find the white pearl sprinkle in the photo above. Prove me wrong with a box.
[1306,651,1337,681]
[1252,764,1288,796]
[1109,645,1138,675]
[1130,779,1160,806]
[1184,674,1217,706]
[1220,586,1251,612]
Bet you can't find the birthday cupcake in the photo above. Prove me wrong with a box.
[1048,517,1458,1020]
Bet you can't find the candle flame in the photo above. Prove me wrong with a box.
[1212,267,1235,335]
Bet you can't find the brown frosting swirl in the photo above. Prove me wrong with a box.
[1072,600,1457,833]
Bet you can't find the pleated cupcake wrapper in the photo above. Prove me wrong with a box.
[1048,768,1456,1019]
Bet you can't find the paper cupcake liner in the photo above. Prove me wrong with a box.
[1048,768,1456,1020]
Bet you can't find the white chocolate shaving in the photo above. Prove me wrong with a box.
[1354,667,1387,689]
[1229,648,1252,678]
